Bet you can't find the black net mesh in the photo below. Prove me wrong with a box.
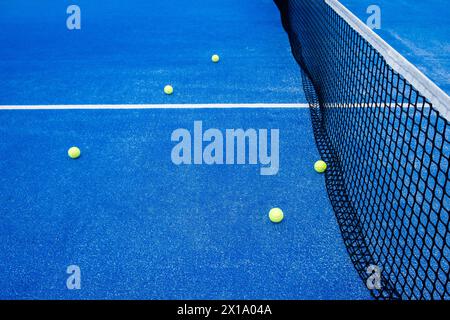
[274,0,450,300]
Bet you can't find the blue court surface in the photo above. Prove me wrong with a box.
[0,0,448,300]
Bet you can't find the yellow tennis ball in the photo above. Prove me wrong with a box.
[68,147,81,159]
[211,54,220,63]
[269,208,284,223]
[314,160,327,173]
[164,85,173,95]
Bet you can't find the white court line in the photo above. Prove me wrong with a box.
[0,103,424,110]
[0,103,310,110]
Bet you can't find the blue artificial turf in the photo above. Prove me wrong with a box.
[0,0,373,299]
[0,109,370,299]
[0,0,305,105]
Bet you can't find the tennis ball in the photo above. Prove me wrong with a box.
[68,146,81,159]
[164,85,173,95]
[211,54,220,63]
[314,160,327,173]
[269,208,284,223]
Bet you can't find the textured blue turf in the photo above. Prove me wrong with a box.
[0,109,370,299]
[341,0,450,96]
[0,0,378,299]
[0,0,304,105]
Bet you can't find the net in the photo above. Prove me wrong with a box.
[274,0,450,300]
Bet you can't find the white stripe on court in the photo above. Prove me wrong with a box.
[0,103,309,110]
